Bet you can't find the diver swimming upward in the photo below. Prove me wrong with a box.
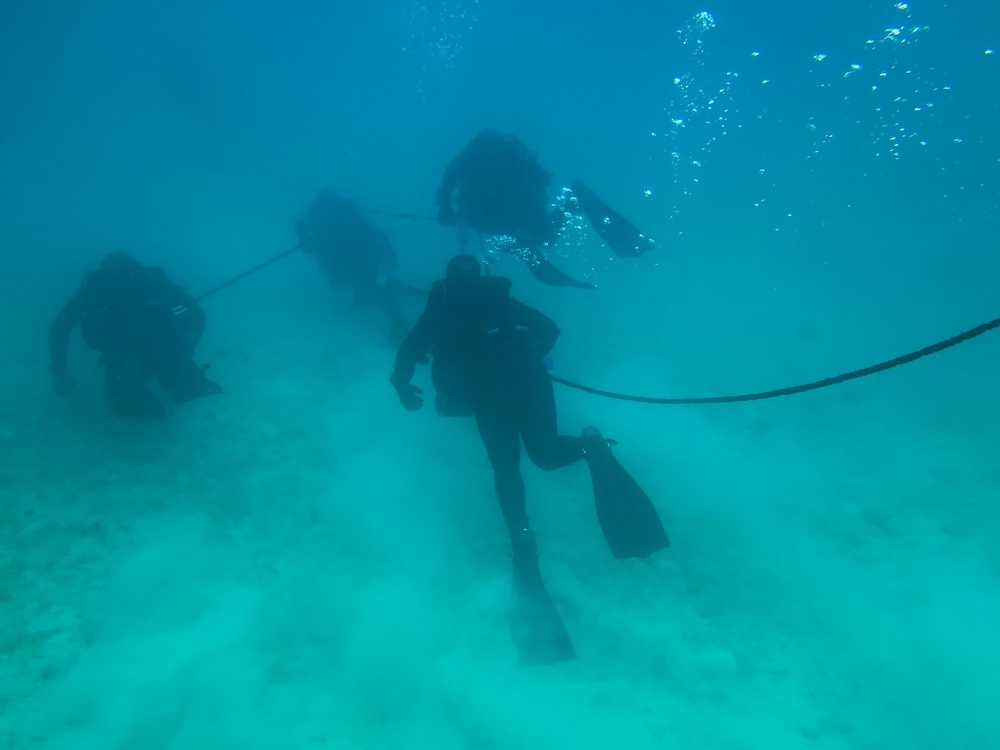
[435,129,655,288]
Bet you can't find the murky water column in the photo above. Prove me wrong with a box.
[401,0,482,97]
[806,1,957,162]
[656,11,745,227]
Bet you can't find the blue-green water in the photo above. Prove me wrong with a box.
[1,2,997,747]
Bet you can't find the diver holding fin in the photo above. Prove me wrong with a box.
[390,254,668,663]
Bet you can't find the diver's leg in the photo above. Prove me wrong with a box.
[520,371,585,471]
[484,388,576,664]
[156,305,221,405]
[351,274,379,307]
[106,355,166,419]
[379,278,429,341]
[355,275,409,341]
[475,405,529,536]
[374,281,408,342]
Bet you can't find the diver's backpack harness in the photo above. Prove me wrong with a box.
[430,276,557,416]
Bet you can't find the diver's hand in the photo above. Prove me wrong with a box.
[50,366,79,399]
[394,383,424,411]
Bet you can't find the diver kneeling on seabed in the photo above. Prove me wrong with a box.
[49,252,222,419]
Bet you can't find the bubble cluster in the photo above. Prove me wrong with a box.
[656,11,744,204]
[479,189,594,267]
[677,11,716,57]
[483,234,527,266]
[549,188,593,256]
[810,1,953,160]
[401,0,482,95]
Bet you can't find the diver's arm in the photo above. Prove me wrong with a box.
[390,283,443,388]
[48,288,88,398]
[391,311,432,388]
[49,288,89,374]
[389,311,433,411]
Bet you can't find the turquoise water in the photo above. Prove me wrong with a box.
[1,1,998,747]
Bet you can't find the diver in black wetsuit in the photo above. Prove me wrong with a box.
[435,129,656,288]
[390,254,669,664]
[390,253,585,663]
[48,252,222,419]
[390,254,586,534]
[296,190,421,340]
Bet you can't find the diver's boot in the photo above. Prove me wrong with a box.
[508,528,576,665]
[582,426,612,451]
[511,528,544,592]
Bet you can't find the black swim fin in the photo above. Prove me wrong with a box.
[571,180,655,258]
[159,360,223,405]
[509,529,576,665]
[582,426,669,560]
[524,254,596,289]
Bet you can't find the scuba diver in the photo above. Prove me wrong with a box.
[435,129,656,289]
[48,252,222,419]
[389,254,669,665]
[296,189,423,340]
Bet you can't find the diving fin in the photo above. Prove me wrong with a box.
[509,529,576,665]
[159,360,223,405]
[571,180,655,258]
[582,426,669,560]
[524,253,596,289]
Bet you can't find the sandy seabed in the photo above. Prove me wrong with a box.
[2,254,998,750]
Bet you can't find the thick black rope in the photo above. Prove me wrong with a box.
[550,314,1000,405]
[194,245,300,303]
[191,239,1000,406]
[193,204,435,303]
[358,207,438,223]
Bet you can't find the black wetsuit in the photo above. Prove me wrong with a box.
[391,274,584,535]
[49,258,220,418]
[435,130,600,289]
[436,129,558,248]
[296,190,414,339]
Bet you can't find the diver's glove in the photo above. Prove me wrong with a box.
[396,384,424,411]
[49,365,79,399]
[390,377,424,411]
